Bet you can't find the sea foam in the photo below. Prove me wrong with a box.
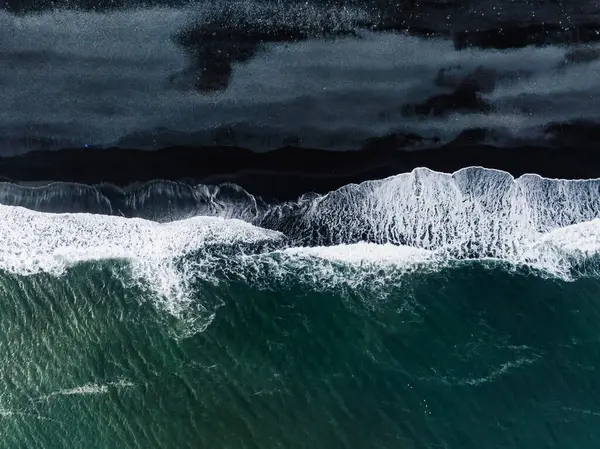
[0,204,283,315]
[257,167,600,278]
[1,168,600,323]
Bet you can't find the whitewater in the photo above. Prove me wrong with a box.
[1,167,599,333]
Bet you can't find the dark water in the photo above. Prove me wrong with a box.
[1,260,600,449]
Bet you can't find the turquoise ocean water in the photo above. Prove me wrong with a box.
[1,167,600,448]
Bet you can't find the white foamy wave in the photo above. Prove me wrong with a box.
[0,204,283,315]
[229,243,436,295]
[1,167,599,324]
[522,219,600,277]
[535,220,600,255]
[231,227,600,295]
[263,167,600,279]
[283,242,433,264]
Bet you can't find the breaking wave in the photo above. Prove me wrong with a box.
[257,167,600,276]
[0,205,283,319]
[1,167,600,318]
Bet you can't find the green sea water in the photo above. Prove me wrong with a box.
[2,168,600,448]
[1,260,600,449]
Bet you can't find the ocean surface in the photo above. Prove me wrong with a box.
[1,167,600,448]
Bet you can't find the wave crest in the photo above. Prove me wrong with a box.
[256,167,600,277]
[1,167,600,332]
[0,205,283,319]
